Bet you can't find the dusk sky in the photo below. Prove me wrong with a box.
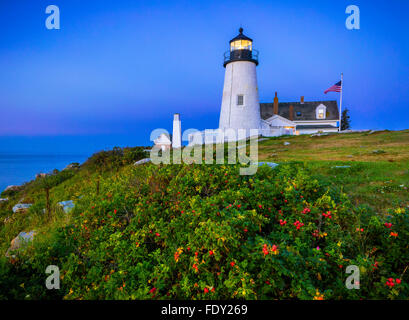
[1,0,408,148]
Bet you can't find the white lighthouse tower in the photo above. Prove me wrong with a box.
[172,113,182,148]
[219,28,261,137]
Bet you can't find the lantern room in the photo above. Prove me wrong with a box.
[224,28,259,67]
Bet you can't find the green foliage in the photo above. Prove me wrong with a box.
[83,146,148,172]
[341,108,351,131]
[1,161,408,300]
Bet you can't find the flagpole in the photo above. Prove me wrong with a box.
[339,73,343,132]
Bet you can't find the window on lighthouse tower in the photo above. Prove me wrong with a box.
[237,95,244,106]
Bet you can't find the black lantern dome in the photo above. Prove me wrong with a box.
[223,28,259,67]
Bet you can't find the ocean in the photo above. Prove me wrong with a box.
[0,153,89,192]
[0,135,149,193]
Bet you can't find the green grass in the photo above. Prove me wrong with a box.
[257,130,409,214]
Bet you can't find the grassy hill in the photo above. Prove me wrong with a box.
[258,130,409,214]
[0,130,408,300]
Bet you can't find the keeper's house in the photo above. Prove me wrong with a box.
[260,93,340,135]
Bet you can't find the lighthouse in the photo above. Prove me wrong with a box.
[218,28,261,137]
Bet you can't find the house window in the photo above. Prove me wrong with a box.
[316,105,327,119]
[237,95,244,106]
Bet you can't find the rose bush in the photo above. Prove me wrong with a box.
[1,162,408,300]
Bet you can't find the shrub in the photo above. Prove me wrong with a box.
[1,162,408,300]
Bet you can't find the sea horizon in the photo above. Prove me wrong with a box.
[0,134,150,193]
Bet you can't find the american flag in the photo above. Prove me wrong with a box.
[324,80,342,94]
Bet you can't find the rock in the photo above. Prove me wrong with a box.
[3,216,13,224]
[134,158,151,166]
[311,133,328,137]
[5,231,36,258]
[12,203,32,213]
[0,198,8,203]
[346,155,354,158]
[372,149,386,154]
[36,173,50,179]
[283,142,291,146]
[64,162,80,170]
[57,200,75,213]
[258,162,279,169]
[332,165,351,169]
[4,185,20,192]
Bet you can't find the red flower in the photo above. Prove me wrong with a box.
[211,287,215,292]
[265,280,270,285]
[230,261,235,267]
[155,232,160,237]
[294,220,304,230]
[149,287,157,294]
[390,232,398,237]
[187,247,190,251]
[209,250,214,256]
[302,208,311,214]
[384,222,393,228]
[114,209,117,214]
[195,251,198,256]
[279,219,287,226]
[262,244,269,256]
[386,278,395,288]
[322,211,332,219]
[237,204,241,208]
[244,228,248,233]
[258,204,263,209]
[396,279,402,284]
[204,287,209,294]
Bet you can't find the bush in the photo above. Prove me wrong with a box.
[1,162,408,300]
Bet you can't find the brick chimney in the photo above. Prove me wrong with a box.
[289,105,294,121]
[273,92,278,115]
[300,96,304,104]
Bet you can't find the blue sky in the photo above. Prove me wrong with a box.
[0,0,408,147]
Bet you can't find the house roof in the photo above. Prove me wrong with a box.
[154,133,171,145]
[260,100,339,121]
[263,114,296,127]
